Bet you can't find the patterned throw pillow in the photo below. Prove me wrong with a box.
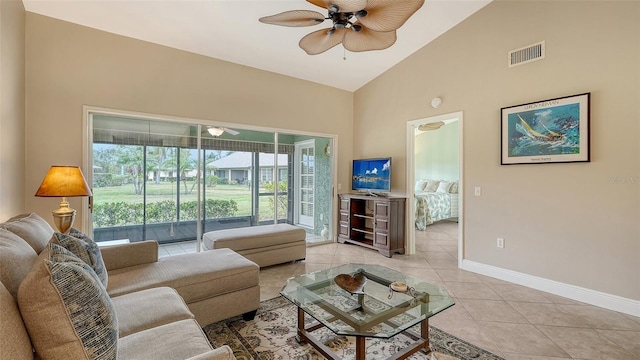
[18,243,118,360]
[53,231,108,288]
[449,181,459,194]
[424,180,441,192]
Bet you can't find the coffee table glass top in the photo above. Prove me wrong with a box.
[280,263,454,338]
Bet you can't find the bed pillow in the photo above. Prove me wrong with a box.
[424,180,440,192]
[436,181,453,193]
[414,179,429,193]
[18,243,118,360]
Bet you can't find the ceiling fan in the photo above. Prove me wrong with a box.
[203,127,239,137]
[259,0,425,55]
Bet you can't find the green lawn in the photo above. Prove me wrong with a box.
[93,182,286,220]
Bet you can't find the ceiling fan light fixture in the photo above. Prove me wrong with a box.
[352,24,363,32]
[207,127,225,137]
[418,121,445,131]
[355,10,368,18]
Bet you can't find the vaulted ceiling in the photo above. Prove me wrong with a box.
[22,0,490,92]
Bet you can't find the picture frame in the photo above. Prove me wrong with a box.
[501,92,590,165]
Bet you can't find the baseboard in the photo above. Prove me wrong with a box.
[461,259,640,318]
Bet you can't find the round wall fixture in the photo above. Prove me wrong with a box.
[430,97,442,109]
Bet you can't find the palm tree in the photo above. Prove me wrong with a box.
[115,145,144,195]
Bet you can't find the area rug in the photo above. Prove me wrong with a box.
[203,296,504,360]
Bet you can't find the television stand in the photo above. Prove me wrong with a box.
[337,193,406,257]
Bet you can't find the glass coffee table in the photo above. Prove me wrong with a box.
[280,263,454,360]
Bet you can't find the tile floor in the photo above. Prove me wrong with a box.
[160,222,640,359]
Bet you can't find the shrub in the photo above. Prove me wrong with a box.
[93,199,238,228]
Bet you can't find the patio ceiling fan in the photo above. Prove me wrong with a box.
[203,127,239,137]
[259,0,424,55]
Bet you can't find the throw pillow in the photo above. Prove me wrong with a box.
[436,181,452,193]
[414,179,429,193]
[18,243,118,360]
[52,232,108,288]
[449,181,459,194]
[0,229,38,298]
[424,180,440,192]
[1,213,54,253]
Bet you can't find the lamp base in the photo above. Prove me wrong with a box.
[52,200,76,234]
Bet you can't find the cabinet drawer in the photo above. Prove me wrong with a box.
[340,199,350,211]
[374,232,389,248]
[375,202,389,217]
[375,218,388,231]
[339,212,349,223]
[339,224,349,236]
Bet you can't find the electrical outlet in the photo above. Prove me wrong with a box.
[497,238,504,248]
[320,213,323,221]
[475,187,481,196]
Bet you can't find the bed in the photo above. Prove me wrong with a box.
[414,179,459,230]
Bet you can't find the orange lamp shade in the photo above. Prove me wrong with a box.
[35,166,92,197]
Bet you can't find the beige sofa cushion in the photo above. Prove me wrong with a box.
[1,213,54,253]
[111,287,194,337]
[0,282,34,360]
[117,319,213,360]
[203,224,305,251]
[18,243,118,360]
[107,248,259,304]
[0,229,38,298]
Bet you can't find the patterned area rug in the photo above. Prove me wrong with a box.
[203,296,504,360]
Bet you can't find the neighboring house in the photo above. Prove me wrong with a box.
[207,152,289,184]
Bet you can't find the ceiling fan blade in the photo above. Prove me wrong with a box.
[358,0,424,32]
[223,128,240,136]
[259,10,325,27]
[299,27,347,55]
[306,0,368,13]
[342,25,396,52]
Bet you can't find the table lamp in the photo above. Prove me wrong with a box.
[35,165,92,234]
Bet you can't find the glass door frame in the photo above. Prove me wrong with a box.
[82,106,339,248]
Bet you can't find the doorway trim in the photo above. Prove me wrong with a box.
[294,139,316,229]
[406,111,464,267]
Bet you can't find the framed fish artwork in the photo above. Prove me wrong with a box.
[501,93,590,165]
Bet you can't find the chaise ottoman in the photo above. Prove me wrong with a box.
[203,224,306,268]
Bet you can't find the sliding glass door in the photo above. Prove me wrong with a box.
[87,111,335,246]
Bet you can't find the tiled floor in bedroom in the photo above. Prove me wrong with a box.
[159,222,640,359]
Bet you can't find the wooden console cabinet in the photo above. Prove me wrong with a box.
[337,193,406,257]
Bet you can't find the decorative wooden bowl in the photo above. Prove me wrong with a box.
[334,273,367,294]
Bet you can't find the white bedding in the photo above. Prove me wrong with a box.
[415,191,458,230]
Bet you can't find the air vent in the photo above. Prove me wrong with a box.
[508,41,545,67]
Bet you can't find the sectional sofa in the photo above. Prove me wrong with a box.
[0,213,261,360]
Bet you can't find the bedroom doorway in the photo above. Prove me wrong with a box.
[406,111,463,267]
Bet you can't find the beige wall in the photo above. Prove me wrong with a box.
[24,13,353,229]
[355,1,639,301]
[0,0,26,220]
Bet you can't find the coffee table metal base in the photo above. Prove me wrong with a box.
[296,308,430,360]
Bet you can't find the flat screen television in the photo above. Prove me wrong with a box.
[352,157,391,194]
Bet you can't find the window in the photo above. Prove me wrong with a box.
[87,110,334,245]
